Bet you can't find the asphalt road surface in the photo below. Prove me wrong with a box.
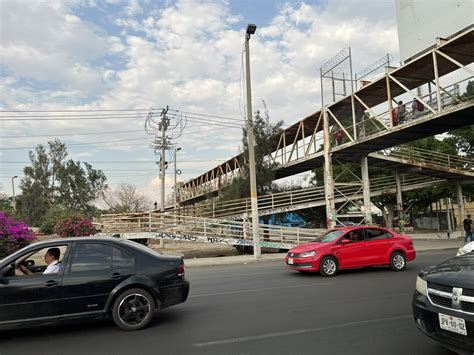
[0,250,459,355]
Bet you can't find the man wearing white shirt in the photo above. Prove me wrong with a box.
[17,248,61,276]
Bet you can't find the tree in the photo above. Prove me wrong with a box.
[101,184,151,213]
[18,139,107,226]
[219,101,283,201]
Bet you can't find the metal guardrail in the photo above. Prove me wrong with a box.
[98,213,326,249]
[373,145,473,173]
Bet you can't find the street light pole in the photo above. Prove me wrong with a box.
[11,175,18,211]
[174,147,182,208]
[244,23,261,259]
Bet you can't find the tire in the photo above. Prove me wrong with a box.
[390,252,406,271]
[112,288,155,331]
[320,256,338,277]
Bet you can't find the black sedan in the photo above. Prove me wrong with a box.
[412,252,474,354]
[0,236,189,331]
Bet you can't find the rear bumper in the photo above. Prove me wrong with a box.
[412,291,474,354]
[159,280,190,309]
[406,249,416,261]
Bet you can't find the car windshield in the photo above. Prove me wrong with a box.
[314,230,345,243]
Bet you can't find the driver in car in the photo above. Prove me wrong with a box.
[16,248,61,276]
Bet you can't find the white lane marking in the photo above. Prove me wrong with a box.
[189,276,395,298]
[193,314,412,347]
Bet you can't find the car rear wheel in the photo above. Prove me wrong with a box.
[112,288,155,331]
[390,252,406,271]
[320,256,338,277]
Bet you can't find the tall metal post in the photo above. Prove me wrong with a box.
[159,106,169,247]
[320,68,324,106]
[446,198,452,236]
[386,76,393,128]
[456,182,465,233]
[244,24,261,259]
[348,47,354,93]
[322,107,336,229]
[432,52,442,113]
[11,175,18,211]
[174,147,181,208]
[395,169,404,233]
[361,155,372,225]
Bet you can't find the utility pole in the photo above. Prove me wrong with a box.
[174,147,181,208]
[245,24,261,259]
[11,175,18,211]
[159,106,169,213]
[159,106,169,247]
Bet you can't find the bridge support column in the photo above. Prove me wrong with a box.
[395,169,404,234]
[457,182,465,233]
[323,107,336,229]
[361,155,372,225]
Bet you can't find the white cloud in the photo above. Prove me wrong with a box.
[1,0,403,197]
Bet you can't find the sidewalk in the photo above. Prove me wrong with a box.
[184,238,465,268]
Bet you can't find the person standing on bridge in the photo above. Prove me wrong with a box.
[395,101,406,124]
[463,214,472,244]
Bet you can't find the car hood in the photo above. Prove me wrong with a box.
[289,241,331,253]
[422,253,474,289]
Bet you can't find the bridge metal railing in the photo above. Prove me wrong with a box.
[373,145,474,172]
[98,212,325,249]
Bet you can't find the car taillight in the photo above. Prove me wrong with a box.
[178,262,185,278]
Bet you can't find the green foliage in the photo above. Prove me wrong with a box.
[18,139,107,226]
[53,216,97,238]
[219,101,283,201]
[39,207,79,235]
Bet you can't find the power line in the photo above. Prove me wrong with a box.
[0,129,144,139]
[168,109,242,123]
[0,137,150,150]
[0,108,151,113]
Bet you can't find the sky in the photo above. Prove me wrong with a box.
[0,0,401,206]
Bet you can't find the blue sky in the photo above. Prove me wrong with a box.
[0,0,399,206]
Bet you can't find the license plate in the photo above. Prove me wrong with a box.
[439,313,467,336]
[288,258,294,265]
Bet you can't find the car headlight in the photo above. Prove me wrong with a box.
[415,276,427,296]
[300,251,316,258]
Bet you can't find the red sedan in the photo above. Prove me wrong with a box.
[285,226,416,277]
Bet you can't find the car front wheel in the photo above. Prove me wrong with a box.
[112,288,155,331]
[390,252,406,271]
[320,256,338,277]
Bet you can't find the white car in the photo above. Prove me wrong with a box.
[457,241,474,256]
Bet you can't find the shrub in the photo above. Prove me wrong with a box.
[54,216,97,238]
[40,207,77,235]
[0,212,36,259]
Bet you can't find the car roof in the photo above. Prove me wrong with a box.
[26,236,125,247]
[334,226,385,231]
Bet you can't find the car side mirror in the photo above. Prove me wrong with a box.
[0,277,9,285]
[341,239,352,245]
[26,260,35,267]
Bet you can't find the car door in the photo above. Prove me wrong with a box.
[337,229,368,268]
[0,244,68,324]
[60,242,136,317]
[364,228,393,265]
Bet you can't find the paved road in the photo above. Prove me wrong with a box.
[0,250,458,355]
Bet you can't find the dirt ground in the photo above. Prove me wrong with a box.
[34,234,239,258]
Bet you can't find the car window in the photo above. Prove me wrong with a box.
[112,247,135,268]
[365,229,391,241]
[70,243,112,272]
[344,229,364,242]
[316,230,345,243]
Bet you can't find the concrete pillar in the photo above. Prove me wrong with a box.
[361,154,372,225]
[395,169,404,234]
[323,107,336,229]
[457,182,465,233]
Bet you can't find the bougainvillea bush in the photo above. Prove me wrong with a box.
[0,212,36,258]
[54,216,97,238]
